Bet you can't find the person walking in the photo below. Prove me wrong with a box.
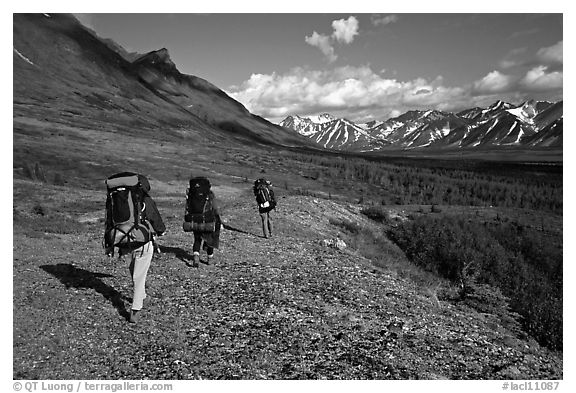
[253,178,276,238]
[183,176,222,267]
[104,172,166,324]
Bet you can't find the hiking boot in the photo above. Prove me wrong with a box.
[129,309,140,324]
[207,254,214,265]
[192,254,200,268]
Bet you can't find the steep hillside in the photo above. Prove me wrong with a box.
[131,48,308,147]
[13,178,562,379]
[13,14,208,134]
[534,101,563,130]
[13,13,311,184]
[524,118,563,148]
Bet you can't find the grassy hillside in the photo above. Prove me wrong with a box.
[13,13,312,159]
[13,176,562,379]
[13,133,563,378]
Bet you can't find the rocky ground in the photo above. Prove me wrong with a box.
[12,179,562,379]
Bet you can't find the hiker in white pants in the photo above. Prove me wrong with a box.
[128,241,154,312]
[110,173,166,324]
[125,177,166,323]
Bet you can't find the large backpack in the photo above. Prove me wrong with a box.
[254,178,275,210]
[104,172,153,253]
[183,177,215,232]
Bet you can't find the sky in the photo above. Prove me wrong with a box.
[71,7,562,124]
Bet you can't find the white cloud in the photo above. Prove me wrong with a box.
[371,14,398,26]
[472,71,517,94]
[331,16,359,44]
[520,66,563,91]
[305,31,337,63]
[305,16,359,61]
[388,109,402,118]
[536,41,563,65]
[227,65,469,122]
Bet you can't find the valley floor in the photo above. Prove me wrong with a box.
[12,180,562,379]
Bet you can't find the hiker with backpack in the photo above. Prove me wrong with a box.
[182,176,222,267]
[104,172,166,324]
[253,178,276,238]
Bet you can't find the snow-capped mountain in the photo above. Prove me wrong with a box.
[457,107,484,120]
[279,114,378,150]
[369,110,467,149]
[534,101,563,130]
[279,115,319,136]
[307,113,336,124]
[279,100,562,151]
[298,117,383,150]
[438,101,537,148]
[523,118,562,147]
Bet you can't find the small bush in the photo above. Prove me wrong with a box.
[22,164,36,180]
[53,173,66,186]
[431,204,442,213]
[34,163,47,183]
[360,206,390,224]
[328,218,361,235]
[32,204,46,216]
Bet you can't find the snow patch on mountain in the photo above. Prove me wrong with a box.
[515,127,525,144]
[308,113,336,124]
[14,48,35,65]
[507,107,535,124]
[487,119,499,133]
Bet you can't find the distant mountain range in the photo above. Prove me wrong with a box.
[279,100,563,151]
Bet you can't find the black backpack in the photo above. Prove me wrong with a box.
[183,177,215,232]
[254,178,275,210]
[104,172,153,253]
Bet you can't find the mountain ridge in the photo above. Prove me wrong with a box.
[280,99,563,152]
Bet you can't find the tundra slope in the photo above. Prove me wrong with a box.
[13,179,561,379]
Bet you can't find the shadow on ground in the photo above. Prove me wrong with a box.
[223,223,263,238]
[40,263,129,320]
[159,245,195,264]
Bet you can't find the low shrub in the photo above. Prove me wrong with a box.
[431,204,442,213]
[387,215,562,350]
[328,218,362,235]
[32,204,46,216]
[360,206,390,224]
